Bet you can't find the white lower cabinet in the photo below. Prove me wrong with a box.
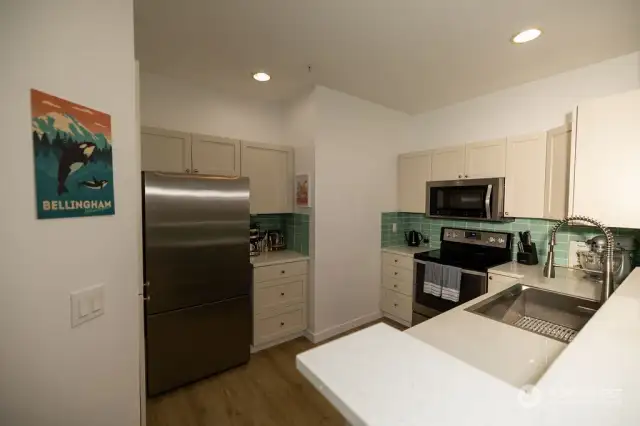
[252,260,308,350]
[380,251,414,326]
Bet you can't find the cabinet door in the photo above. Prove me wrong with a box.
[191,133,240,176]
[504,133,547,218]
[544,125,571,220]
[241,142,293,214]
[431,146,465,181]
[398,151,432,213]
[465,138,507,178]
[141,127,191,173]
[571,89,640,228]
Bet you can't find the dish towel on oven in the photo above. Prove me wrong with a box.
[440,265,462,302]
[423,261,443,297]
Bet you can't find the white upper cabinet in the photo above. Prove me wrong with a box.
[431,146,465,181]
[570,89,640,228]
[191,133,240,176]
[241,142,293,214]
[544,125,571,220]
[141,127,191,173]
[398,151,432,213]
[504,133,547,218]
[464,138,507,179]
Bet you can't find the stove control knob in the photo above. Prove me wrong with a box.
[498,238,505,244]
[489,237,495,243]
[452,232,458,238]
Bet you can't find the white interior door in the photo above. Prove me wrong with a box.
[504,133,547,218]
[191,134,241,176]
[141,127,191,173]
[464,138,507,178]
[397,151,431,213]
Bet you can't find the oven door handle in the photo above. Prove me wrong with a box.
[485,184,493,219]
[413,259,486,277]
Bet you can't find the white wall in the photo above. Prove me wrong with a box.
[312,86,409,338]
[406,52,640,151]
[282,90,317,329]
[0,1,140,425]
[140,72,284,144]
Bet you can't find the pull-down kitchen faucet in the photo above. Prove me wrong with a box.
[543,215,615,305]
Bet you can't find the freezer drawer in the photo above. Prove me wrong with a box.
[145,296,251,396]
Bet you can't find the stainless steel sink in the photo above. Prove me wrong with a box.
[465,284,599,343]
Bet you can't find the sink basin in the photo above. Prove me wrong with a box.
[465,284,599,343]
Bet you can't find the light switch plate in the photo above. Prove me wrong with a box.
[70,284,105,328]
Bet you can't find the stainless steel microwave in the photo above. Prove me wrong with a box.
[426,178,510,221]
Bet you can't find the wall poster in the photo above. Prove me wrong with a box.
[296,174,310,207]
[31,89,114,219]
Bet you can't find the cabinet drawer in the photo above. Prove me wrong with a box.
[488,273,520,293]
[382,252,414,270]
[253,261,308,283]
[381,276,413,296]
[382,264,413,285]
[254,276,305,314]
[381,289,412,323]
[254,305,305,345]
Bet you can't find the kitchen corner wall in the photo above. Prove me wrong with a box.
[251,213,310,255]
[1,2,140,425]
[382,213,640,266]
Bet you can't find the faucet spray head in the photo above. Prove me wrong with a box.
[543,243,556,278]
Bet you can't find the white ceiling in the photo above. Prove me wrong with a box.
[134,0,640,114]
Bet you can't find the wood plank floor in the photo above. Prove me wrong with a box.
[147,319,404,426]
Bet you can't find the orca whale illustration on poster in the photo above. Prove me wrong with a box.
[31,89,115,219]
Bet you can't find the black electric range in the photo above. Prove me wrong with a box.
[412,227,513,324]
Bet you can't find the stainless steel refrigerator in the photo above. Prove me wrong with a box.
[142,172,252,396]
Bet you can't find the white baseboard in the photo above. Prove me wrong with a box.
[306,311,383,344]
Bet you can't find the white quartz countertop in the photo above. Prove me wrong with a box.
[297,266,640,425]
[250,250,309,267]
[489,261,601,301]
[381,245,429,257]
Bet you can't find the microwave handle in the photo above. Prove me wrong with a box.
[485,184,493,219]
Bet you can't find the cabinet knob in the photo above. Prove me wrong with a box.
[458,174,462,178]
[505,212,510,216]
[194,169,199,173]
[393,284,398,288]
[185,168,191,173]
[280,321,285,327]
[143,295,151,301]
[280,270,285,274]
[394,272,398,276]
[394,259,398,263]
[393,303,398,307]
[280,292,285,296]
[465,174,469,178]
[489,276,493,280]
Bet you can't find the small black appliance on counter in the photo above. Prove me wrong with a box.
[405,230,425,247]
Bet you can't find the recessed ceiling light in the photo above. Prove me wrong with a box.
[253,72,271,82]
[511,28,542,44]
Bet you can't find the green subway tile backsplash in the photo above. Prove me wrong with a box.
[252,213,309,256]
[382,212,640,266]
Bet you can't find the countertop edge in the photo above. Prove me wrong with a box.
[251,253,310,267]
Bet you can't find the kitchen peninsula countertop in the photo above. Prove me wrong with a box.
[297,264,640,425]
[250,250,309,267]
